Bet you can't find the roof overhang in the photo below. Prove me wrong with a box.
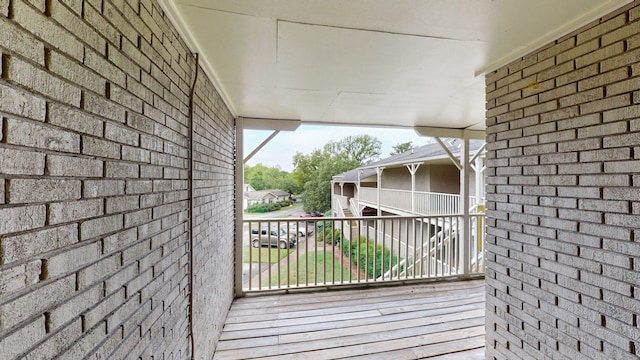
[159,0,632,133]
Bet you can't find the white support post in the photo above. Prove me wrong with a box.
[475,155,484,208]
[460,134,471,276]
[356,170,363,215]
[376,167,384,216]
[405,163,420,214]
[234,118,245,297]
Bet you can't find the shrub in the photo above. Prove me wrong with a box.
[266,203,281,211]
[320,228,342,245]
[247,204,270,213]
[278,200,293,207]
[353,241,399,279]
[316,220,332,234]
[341,240,352,256]
[247,200,292,213]
[341,236,366,257]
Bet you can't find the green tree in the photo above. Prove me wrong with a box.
[390,141,414,156]
[244,163,302,194]
[245,163,267,190]
[324,135,381,163]
[294,134,381,213]
[292,150,325,191]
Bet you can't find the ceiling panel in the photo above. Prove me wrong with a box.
[165,0,632,131]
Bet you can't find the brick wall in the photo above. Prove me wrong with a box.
[190,65,235,358]
[0,1,235,359]
[485,1,640,359]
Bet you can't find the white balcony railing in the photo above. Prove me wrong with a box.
[357,188,478,215]
[333,194,350,217]
[241,214,485,293]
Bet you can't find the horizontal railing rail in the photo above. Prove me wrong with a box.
[357,188,478,215]
[241,214,485,293]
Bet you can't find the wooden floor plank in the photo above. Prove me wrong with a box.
[428,347,486,359]
[226,289,484,324]
[277,309,484,344]
[215,318,484,359]
[228,281,485,315]
[220,300,484,340]
[229,281,484,312]
[347,334,485,360]
[411,334,486,358]
[251,326,485,360]
[222,309,382,332]
[213,279,486,360]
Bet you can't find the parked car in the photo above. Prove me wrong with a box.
[280,221,313,237]
[300,211,324,218]
[251,228,296,249]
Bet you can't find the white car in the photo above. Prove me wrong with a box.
[280,221,312,238]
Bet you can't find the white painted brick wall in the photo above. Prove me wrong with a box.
[486,1,640,359]
[0,1,235,359]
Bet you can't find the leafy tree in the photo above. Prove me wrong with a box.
[390,141,415,156]
[324,135,381,164]
[245,164,267,190]
[294,134,381,213]
[302,156,357,212]
[244,163,302,194]
[292,149,326,191]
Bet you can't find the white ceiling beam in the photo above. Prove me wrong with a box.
[414,127,485,140]
[240,117,301,131]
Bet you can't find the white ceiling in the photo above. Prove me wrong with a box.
[161,0,631,132]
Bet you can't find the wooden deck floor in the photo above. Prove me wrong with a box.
[213,280,485,360]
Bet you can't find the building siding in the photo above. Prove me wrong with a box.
[486,2,640,359]
[0,1,235,359]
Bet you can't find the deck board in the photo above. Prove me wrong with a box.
[213,279,485,359]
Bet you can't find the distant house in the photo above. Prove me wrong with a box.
[243,187,291,210]
[331,139,486,218]
[243,184,256,192]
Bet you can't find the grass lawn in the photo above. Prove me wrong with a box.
[267,250,351,286]
[243,246,291,264]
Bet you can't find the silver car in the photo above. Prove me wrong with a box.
[251,228,296,249]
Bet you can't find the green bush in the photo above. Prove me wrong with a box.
[341,239,399,279]
[318,228,342,245]
[341,236,367,257]
[278,199,293,207]
[316,219,331,233]
[341,240,352,256]
[359,242,398,279]
[266,203,281,211]
[247,199,293,213]
[247,204,270,213]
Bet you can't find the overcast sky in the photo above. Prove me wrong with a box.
[243,124,431,172]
